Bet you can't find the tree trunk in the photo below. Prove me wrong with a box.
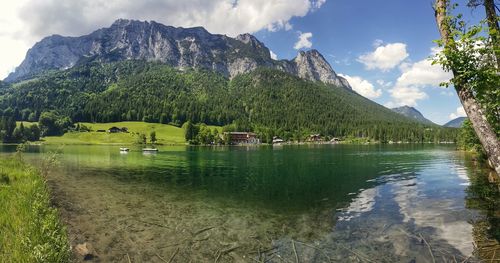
[458,88,500,173]
[435,0,500,174]
[483,0,500,68]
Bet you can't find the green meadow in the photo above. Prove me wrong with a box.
[30,121,221,145]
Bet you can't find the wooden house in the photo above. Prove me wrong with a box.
[224,132,260,144]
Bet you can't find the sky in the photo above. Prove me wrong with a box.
[0,0,485,124]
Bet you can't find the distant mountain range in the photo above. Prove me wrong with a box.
[443,117,466,128]
[5,19,351,90]
[0,19,458,143]
[391,106,435,125]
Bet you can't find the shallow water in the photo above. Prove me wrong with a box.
[1,144,498,262]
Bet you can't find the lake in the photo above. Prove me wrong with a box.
[0,144,498,262]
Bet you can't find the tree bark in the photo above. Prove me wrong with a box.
[458,89,500,173]
[435,0,500,174]
[483,0,500,68]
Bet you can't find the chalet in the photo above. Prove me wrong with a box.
[107,127,129,133]
[225,132,260,144]
[107,127,122,133]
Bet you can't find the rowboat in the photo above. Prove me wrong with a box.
[119,147,129,152]
[142,148,158,152]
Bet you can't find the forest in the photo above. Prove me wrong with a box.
[0,61,458,143]
[0,108,40,143]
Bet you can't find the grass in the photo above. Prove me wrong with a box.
[0,156,70,262]
[38,121,221,145]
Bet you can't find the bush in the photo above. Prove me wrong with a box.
[39,111,72,136]
[457,119,485,158]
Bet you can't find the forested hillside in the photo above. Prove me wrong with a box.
[0,61,457,142]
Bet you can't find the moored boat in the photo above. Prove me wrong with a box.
[142,148,158,152]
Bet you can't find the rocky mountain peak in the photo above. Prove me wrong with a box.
[236,33,258,44]
[391,105,435,125]
[291,49,350,88]
[111,18,134,27]
[297,49,321,57]
[5,19,351,90]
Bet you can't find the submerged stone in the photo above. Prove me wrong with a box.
[75,242,97,261]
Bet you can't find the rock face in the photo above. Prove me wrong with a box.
[6,19,351,90]
[268,49,351,88]
[391,105,435,125]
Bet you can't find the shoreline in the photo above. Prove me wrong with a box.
[0,157,70,262]
[2,140,458,147]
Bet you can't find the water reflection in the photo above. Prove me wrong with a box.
[40,144,460,213]
[0,144,498,262]
[464,153,500,260]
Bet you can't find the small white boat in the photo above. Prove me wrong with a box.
[142,148,158,152]
[120,147,130,152]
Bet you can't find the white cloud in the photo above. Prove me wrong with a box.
[373,39,384,47]
[385,47,452,107]
[312,0,326,9]
[267,19,294,32]
[449,106,466,119]
[395,59,452,88]
[386,86,428,107]
[19,0,318,39]
[398,61,412,72]
[0,0,30,79]
[430,46,443,55]
[294,32,313,50]
[339,74,382,99]
[0,0,328,79]
[270,50,278,60]
[0,37,28,80]
[358,42,409,71]
[376,79,392,88]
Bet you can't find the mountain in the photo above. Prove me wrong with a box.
[5,19,351,90]
[0,20,458,142]
[0,60,457,142]
[444,117,466,128]
[391,106,434,125]
[0,81,7,96]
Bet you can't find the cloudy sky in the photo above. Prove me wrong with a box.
[0,0,484,124]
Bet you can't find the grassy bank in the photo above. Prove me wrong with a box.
[0,157,70,262]
[40,121,220,145]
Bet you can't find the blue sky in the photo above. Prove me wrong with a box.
[0,0,485,124]
[253,0,485,124]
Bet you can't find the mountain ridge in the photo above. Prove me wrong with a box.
[5,19,351,90]
[444,117,466,128]
[391,105,435,125]
[0,60,457,143]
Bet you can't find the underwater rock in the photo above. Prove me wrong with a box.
[75,242,97,261]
